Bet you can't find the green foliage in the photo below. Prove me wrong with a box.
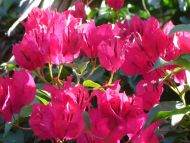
[169,24,190,35]
[145,101,190,127]
[153,54,190,70]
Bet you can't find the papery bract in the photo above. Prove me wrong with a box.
[97,24,125,73]
[121,16,167,80]
[11,70,36,113]
[30,91,85,140]
[70,1,86,19]
[30,80,89,140]
[29,104,54,140]
[80,21,100,58]
[0,77,13,121]
[131,122,160,143]
[13,33,44,70]
[64,85,90,111]
[163,21,190,60]
[52,95,85,139]
[90,82,146,141]
[106,0,124,10]
[136,80,163,111]
[0,70,36,121]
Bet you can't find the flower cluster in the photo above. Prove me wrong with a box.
[1,2,190,142]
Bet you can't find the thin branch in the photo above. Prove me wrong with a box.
[142,0,151,16]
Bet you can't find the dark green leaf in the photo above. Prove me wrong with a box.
[19,105,32,117]
[169,24,190,35]
[3,124,12,137]
[87,8,98,20]
[3,0,13,10]
[0,130,24,143]
[145,101,190,127]
[152,57,168,70]
[160,136,177,143]
[153,54,190,70]
[172,54,190,68]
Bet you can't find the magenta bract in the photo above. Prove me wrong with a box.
[0,70,36,121]
[106,0,124,10]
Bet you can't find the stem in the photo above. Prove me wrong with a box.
[108,72,114,85]
[168,79,186,106]
[142,0,151,16]
[115,10,119,22]
[86,58,100,80]
[9,122,32,131]
[86,65,100,80]
[161,68,186,106]
[48,63,54,82]
[34,70,49,84]
[58,64,63,80]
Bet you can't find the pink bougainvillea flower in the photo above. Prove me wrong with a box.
[13,8,82,70]
[44,77,90,111]
[131,122,161,143]
[129,16,145,34]
[160,21,190,84]
[106,0,124,10]
[12,32,45,70]
[136,79,163,111]
[163,21,190,61]
[0,70,36,121]
[64,85,90,111]
[90,82,146,141]
[70,1,86,19]
[22,8,52,33]
[53,96,85,139]
[0,77,13,121]
[97,24,125,73]
[121,16,167,79]
[122,16,190,83]
[115,21,129,39]
[78,108,127,143]
[30,86,85,140]
[79,21,100,58]
[29,104,54,140]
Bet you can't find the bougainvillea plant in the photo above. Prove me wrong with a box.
[1,0,190,143]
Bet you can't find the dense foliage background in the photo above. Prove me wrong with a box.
[0,0,190,143]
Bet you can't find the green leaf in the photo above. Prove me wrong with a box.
[19,105,32,117]
[169,24,190,35]
[82,111,92,131]
[0,130,24,143]
[160,136,177,143]
[152,57,168,70]
[3,0,13,10]
[83,80,103,90]
[145,101,190,127]
[36,95,49,105]
[79,61,89,74]
[87,8,98,20]
[3,124,12,137]
[36,89,51,99]
[152,54,190,70]
[172,54,190,68]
